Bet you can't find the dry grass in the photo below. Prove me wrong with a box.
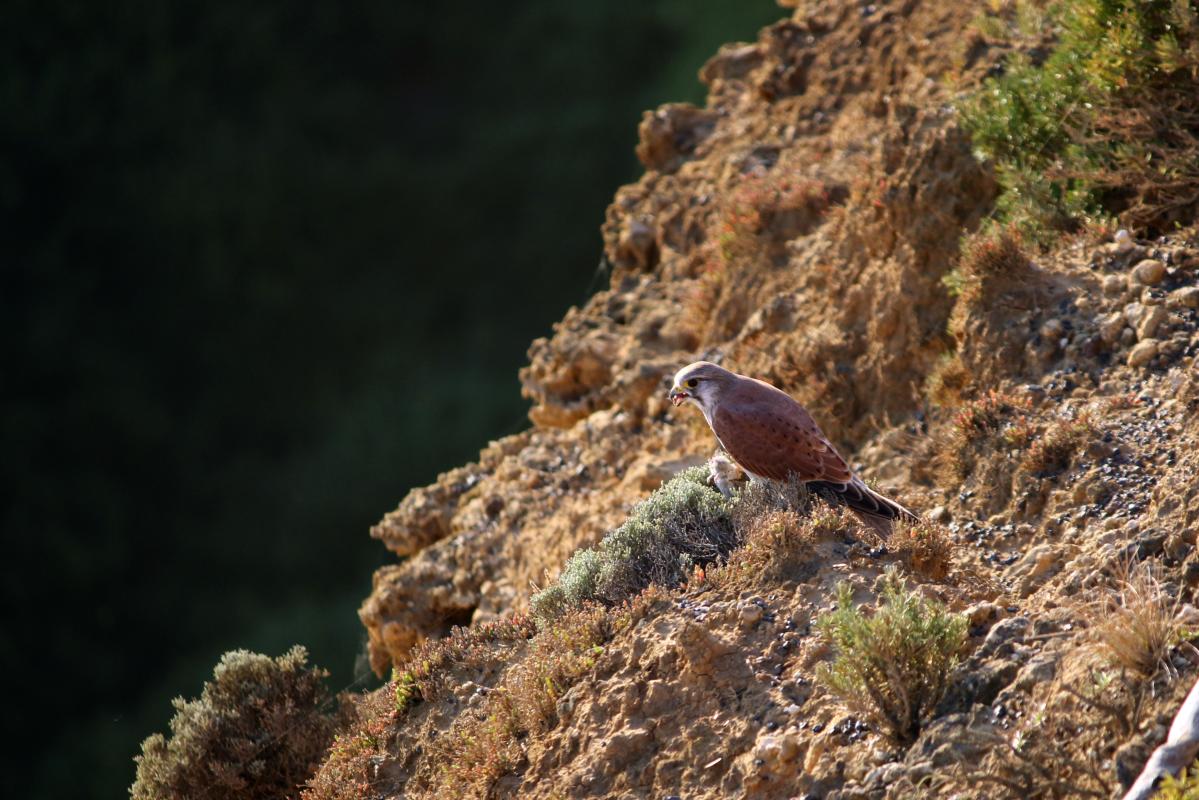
[926,353,974,407]
[1020,412,1095,477]
[942,390,1033,480]
[950,227,1031,305]
[945,560,1192,799]
[891,520,955,581]
[417,588,667,796]
[696,477,857,592]
[943,709,1112,799]
[1088,559,1186,679]
[951,390,1033,441]
[302,690,399,800]
[394,616,536,710]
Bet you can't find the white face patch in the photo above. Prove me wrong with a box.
[671,362,725,425]
[687,386,716,426]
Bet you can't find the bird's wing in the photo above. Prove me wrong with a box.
[711,386,853,484]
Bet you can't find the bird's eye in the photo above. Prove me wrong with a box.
[687,378,699,388]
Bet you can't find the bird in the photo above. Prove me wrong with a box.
[668,360,918,532]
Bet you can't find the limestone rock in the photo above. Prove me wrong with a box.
[1132,258,1166,286]
[1127,339,1159,367]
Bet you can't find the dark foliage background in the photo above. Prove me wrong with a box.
[0,1,780,797]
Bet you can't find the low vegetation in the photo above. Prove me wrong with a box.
[393,616,535,711]
[816,567,968,744]
[1159,765,1199,800]
[890,521,955,581]
[943,390,1034,479]
[131,647,341,800]
[531,466,734,622]
[961,0,1199,239]
[704,480,851,590]
[421,604,608,793]
[1020,412,1095,477]
[943,227,1032,304]
[1090,559,1186,678]
[302,690,397,800]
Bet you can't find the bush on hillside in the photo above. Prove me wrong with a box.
[962,0,1199,239]
[531,466,734,622]
[131,646,340,800]
[816,567,967,744]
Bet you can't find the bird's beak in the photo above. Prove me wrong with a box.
[669,385,688,406]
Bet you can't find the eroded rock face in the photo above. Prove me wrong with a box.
[359,0,995,676]
[342,3,1199,798]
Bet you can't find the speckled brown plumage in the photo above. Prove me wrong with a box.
[669,361,917,529]
[711,376,853,484]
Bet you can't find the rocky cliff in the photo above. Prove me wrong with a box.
[314,2,1199,797]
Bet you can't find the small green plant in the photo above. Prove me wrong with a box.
[960,0,1199,239]
[132,647,341,800]
[394,668,420,711]
[531,466,734,622]
[816,567,967,744]
[1158,764,1199,800]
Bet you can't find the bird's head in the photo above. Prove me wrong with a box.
[669,361,735,415]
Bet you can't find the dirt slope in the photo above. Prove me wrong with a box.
[325,1,1199,798]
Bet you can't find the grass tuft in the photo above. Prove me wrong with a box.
[944,390,1034,479]
[1020,412,1095,476]
[891,521,955,581]
[391,616,535,710]
[1090,559,1186,678]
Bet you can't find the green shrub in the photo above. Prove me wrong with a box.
[816,567,967,744]
[131,646,340,800]
[961,0,1199,239]
[531,466,734,622]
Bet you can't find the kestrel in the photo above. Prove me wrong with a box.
[669,361,917,530]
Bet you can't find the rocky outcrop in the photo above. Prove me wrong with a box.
[360,0,1000,676]
[339,1,1199,797]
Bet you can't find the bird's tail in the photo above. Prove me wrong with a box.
[806,476,919,536]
